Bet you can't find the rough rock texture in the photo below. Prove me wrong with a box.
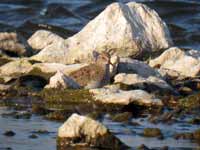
[114,73,173,93]
[0,59,33,82]
[57,114,127,149]
[118,57,161,78]
[45,71,80,89]
[32,2,172,64]
[89,85,162,106]
[149,47,200,78]
[28,30,64,51]
[0,32,28,56]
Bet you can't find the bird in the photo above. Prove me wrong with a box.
[68,51,112,89]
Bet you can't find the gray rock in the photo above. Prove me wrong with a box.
[32,2,172,64]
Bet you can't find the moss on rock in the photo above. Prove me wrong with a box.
[143,128,163,138]
[178,93,200,109]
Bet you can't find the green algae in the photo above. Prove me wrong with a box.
[27,67,54,80]
[178,93,200,109]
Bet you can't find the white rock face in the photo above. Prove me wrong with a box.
[118,57,161,78]
[149,47,200,78]
[90,86,162,106]
[32,2,172,64]
[28,30,64,50]
[45,71,80,89]
[114,73,173,92]
[58,114,126,149]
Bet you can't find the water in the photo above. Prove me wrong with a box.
[0,0,200,150]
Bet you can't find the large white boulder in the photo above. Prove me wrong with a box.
[32,2,172,64]
[149,47,200,78]
[58,113,127,149]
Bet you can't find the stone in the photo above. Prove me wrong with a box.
[143,128,163,138]
[28,30,64,51]
[118,58,161,78]
[4,130,16,137]
[114,73,174,94]
[89,86,163,106]
[32,2,172,64]
[0,32,28,56]
[57,113,128,149]
[149,47,200,78]
[45,71,80,89]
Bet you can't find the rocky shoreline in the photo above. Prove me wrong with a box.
[0,2,200,150]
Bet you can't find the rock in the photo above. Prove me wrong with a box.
[0,84,12,91]
[110,55,120,78]
[28,30,64,51]
[114,73,174,94]
[45,71,80,89]
[143,128,163,138]
[0,32,28,56]
[0,50,16,66]
[0,59,33,82]
[32,2,172,64]
[29,134,38,139]
[149,47,200,78]
[57,113,128,149]
[178,93,200,109]
[118,58,161,78]
[89,86,163,106]
[4,130,16,137]
[111,112,132,122]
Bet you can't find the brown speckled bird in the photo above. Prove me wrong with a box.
[68,51,112,89]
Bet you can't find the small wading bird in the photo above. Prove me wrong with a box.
[69,51,113,89]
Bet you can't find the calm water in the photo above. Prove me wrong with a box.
[0,0,200,150]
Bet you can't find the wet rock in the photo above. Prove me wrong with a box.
[45,111,70,121]
[89,85,163,106]
[32,2,172,64]
[57,113,128,149]
[118,58,161,78]
[178,93,200,109]
[188,118,200,125]
[114,73,174,94]
[149,47,200,78]
[45,71,80,89]
[0,32,28,56]
[143,128,163,138]
[29,134,38,139]
[4,130,16,137]
[178,86,193,96]
[0,50,16,66]
[28,30,64,51]
[32,130,50,135]
[111,112,132,122]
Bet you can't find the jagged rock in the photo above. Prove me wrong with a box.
[0,49,16,66]
[32,2,172,64]
[89,86,163,106]
[28,30,64,51]
[45,71,80,89]
[149,47,200,78]
[118,58,161,78]
[114,73,174,94]
[57,113,128,149]
[0,32,28,56]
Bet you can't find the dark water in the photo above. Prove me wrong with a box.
[0,0,200,150]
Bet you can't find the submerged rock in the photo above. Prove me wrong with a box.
[118,58,161,78]
[28,30,64,51]
[149,47,200,78]
[32,2,172,64]
[57,113,128,149]
[114,73,174,94]
[89,86,163,106]
[143,128,163,138]
[45,71,80,89]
